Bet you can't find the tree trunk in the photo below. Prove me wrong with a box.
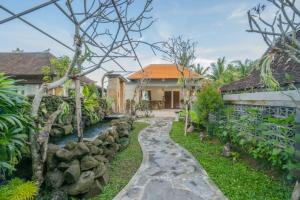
[292,181,300,200]
[184,88,192,136]
[31,100,65,185]
[30,128,44,185]
[75,78,83,142]
[30,85,47,185]
[29,26,81,184]
[184,102,188,136]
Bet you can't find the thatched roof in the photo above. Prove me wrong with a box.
[0,52,96,85]
[221,51,300,92]
[0,52,54,76]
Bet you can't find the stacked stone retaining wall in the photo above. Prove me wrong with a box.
[44,117,133,199]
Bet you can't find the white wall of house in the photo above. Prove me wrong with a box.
[150,88,164,101]
[16,80,83,97]
[125,82,138,101]
[17,84,41,96]
[122,79,198,109]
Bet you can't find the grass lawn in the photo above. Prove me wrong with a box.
[170,121,292,200]
[93,122,148,200]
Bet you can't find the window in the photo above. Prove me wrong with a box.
[141,90,151,101]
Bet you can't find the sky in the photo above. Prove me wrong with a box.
[0,0,278,85]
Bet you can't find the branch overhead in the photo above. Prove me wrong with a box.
[1,0,164,78]
[247,0,300,64]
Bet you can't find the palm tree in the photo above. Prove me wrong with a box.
[231,59,256,78]
[193,64,210,77]
[208,57,226,82]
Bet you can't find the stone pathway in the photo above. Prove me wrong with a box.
[114,118,227,200]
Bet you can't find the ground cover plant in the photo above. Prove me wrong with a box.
[93,122,148,200]
[0,178,38,200]
[170,121,292,200]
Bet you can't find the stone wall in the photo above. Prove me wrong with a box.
[44,118,133,199]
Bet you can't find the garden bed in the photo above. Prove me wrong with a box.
[170,121,292,200]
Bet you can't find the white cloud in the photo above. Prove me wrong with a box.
[227,6,248,24]
[228,7,247,20]
[195,58,215,66]
[155,20,172,40]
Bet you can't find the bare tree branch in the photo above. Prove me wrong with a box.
[247,1,300,63]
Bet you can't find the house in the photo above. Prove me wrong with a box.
[107,64,203,113]
[0,51,96,96]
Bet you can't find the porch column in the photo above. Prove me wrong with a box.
[171,90,174,109]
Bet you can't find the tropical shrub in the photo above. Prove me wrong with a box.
[0,178,38,200]
[193,82,223,128]
[82,83,102,124]
[41,56,70,83]
[0,73,31,178]
[179,110,199,124]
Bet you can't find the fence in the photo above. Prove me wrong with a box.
[209,89,300,150]
[209,104,296,148]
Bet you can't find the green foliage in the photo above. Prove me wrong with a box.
[50,56,70,77]
[41,66,51,83]
[170,121,292,200]
[57,101,70,124]
[82,83,101,124]
[93,122,148,200]
[192,64,209,77]
[208,57,226,83]
[179,110,199,124]
[231,59,257,78]
[0,73,31,178]
[210,107,297,179]
[208,57,256,86]
[41,56,70,83]
[258,54,279,90]
[0,178,38,200]
[194,83,223,127]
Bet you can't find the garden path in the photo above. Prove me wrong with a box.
[114,118,227,200]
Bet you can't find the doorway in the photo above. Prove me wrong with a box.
[164,91,172,109]
[173,91,180,109]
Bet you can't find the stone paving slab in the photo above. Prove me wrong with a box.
[114,118,227,200]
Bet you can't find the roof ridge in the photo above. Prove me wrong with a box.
[128,63,202,80]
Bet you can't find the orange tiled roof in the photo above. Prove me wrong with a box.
[128,64,202,80]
